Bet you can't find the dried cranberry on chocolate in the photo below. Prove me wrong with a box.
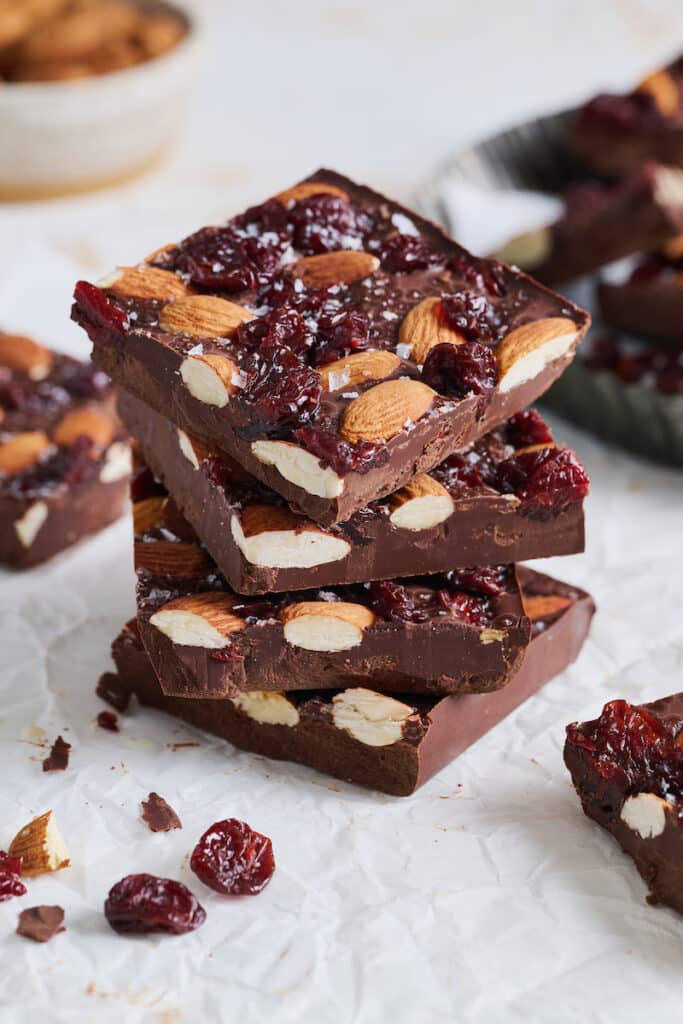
[294,427,388,476]
[504,410,554,449]
[497,448,589,512]
[439,290,501,344]
[174,226,285,292]
[242,342,321,433]
[236,307,312,356]
[421,341,497,400]
[289,194,371,255]
[379,233,439,273]
[312,307,370,367]
[450,253,507,297]
[369,580,430,623]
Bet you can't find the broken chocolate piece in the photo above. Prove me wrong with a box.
[16,905,65,943]
[42,735,71,772]
[141,792,182,832]
[96,670,131,711]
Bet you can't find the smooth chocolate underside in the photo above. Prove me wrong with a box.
[598,279,683,343]
[74,168,589,526]
[112,568,594,796]
[565,694,683,914]
[120,389,585,595]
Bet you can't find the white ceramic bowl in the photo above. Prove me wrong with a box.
[0,1,199,199]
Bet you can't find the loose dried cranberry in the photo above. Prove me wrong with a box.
[497,448,590,511]
[74,281,129,333]
[440,290,501,344]
[422,341,497,400]
[104,874,206,935]
[450,253,507,297]
[313,308,370,366]
[97,710,119,732]
[175,227,284,292]
[437,589,489,626]
[243,342,321,433]
[445,566,507,597]
[190,818,275,895]
[504,410,554,449]
[237,307,312,356]
[289,194,370,254]
[0,851,26,903]
[369,580,429,623]
[380,233,439,273]
[293,427,389,476]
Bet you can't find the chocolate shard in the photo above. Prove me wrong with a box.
[96,670,132,712]
[16,905,65,943]
[42,735,71,772]
[141,792,182,832]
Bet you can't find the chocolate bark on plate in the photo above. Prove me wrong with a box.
[494,163,683,286]
[134,473,531,699]
[72,168,590,526]
[598,247,683,344]
[565,694,683,916]
[123,389,588,595]
[106,569,593,797]
[0,331,131,567]
[571,55,683,177]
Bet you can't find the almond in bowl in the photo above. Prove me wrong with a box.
[0,0,198,198]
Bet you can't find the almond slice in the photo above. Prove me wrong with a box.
[389,474,454,531]
[150,592,245,649]
[0,431,50,474]
[273,182,350,206]
[281,601,375,652]
[9,811,70,877]
[340,379,436,444]
[231,691,300,727]
[251,440,344,498]
[179,353,240,408]
[52,408,115,449]
[0,333,53,380]
[14,501,48,547]
[177,428,219,468]
[332,688,414,746]
[319,350,401,391]
[133,496,168,534]
[291,250,380,288]
[134,540,211,578]
[159,295,253,338]
[231,505,350,569]
[99,441,132,483]
[98,265,188,301]
[522,593,573,621]
[496,317,578,393]
[398,296,465,365]
[637,69,681,116]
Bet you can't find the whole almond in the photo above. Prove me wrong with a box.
[398,297,465,365]
[496,317,578,387]
[291,251,380,288]
[154,592,245,637]
[0,431,51,474]
[52,408,115,449]
[274,182,350,206]
[389,473,451,507]
[134,540,211,578]
[101,265,188,301]
[0,333,53,380]
[159,295,253,338]
[522,594,573,621]
[319,350,401,391]
[340,379,436,444]
[637,69,681,116]
[388,473,454,530]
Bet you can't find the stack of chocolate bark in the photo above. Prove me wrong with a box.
[75,170,595,795]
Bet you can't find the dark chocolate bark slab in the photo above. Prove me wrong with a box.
[0,331,131,568]
[571,55,683,177]
[73,169,589,526]
[495,163,683,286]
[121,390,587,595]
[565,692,683,916]
[133,471,531,699]
[598,249,683,344]
[107,568,593,796]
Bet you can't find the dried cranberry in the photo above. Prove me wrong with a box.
[439,291,500,344]
[0,851,26,903]
[289,194,370,254]
[175,227,284,292]
[243,342,321,433]
[422,341,497,400]
[58,362,110,401]
[232,199,290,236]
[369,580,429,623]
[579,90,663,131]
[104,874,206,935]
[210,639,244,662]
[380,233,439,273]
[497,448,589,511]
[97,710,119,732]
[504,410,554,449]
[293,427,389,476]
[437,589,489,626]
[237,307,312,356]
[450,253,507,297]
[445,566,507,597]
[74,281,129,333]
[190,818,275,895]
[313,308,370,366]
[260,273,334,315]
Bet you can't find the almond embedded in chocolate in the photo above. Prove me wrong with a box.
[141,792,182,833]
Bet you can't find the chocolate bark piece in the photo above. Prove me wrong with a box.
[141,792,182,832]
[16,905,65,943]
[134,475,531,699]
[571,55,683,177]
[72,169,589,527]
[564,693,683,915]
[0,331,131,568]
[122,390,587,595]
[108,569,593,796]
[494,163,683,286]
[42,735,71,772]
[598,250,683,344]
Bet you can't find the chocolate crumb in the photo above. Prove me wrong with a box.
[96,671,131,712]
[167,742,200,751]
[141,792,182,832]
[16,906,65,943]
[42,736,71,772]
[97,710,119,732]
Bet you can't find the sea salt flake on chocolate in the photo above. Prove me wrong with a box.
[16,905,65,943]
[141,792,182,833]
[42,735,71,772]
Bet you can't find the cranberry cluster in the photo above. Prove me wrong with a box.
[0,851,26,903]
[369,569,504,627]
[584,334,683,394]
